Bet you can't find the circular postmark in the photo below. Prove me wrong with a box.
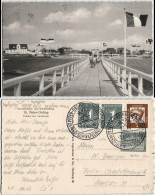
[106,111,146,150]
[66,102,105,140]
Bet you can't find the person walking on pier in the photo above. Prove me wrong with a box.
[89,53,96,68]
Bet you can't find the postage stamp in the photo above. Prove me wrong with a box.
[124,137,146,152]
[78,102,99,129]
[127,104,148,128]
[102,104,122,128]
[66,102,105,140]
[106,111,146,150]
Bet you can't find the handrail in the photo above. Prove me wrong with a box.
[101,57,153,96]
[3,57,89,96]
[3,58,88,89]
[102,58,152,82]
[103,60,145,96]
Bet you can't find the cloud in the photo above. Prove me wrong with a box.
[3,22,20,31]
[55,29,76,37]
[109,19,123,26]
[94,5,111,17]
[108,39,124,48]
[54,29,90,40]
[105,34,147,49]
[44,8,91,23]
[72,40,103,50]
[3,22,34,33]
[127,34,146,45]
[24,24,34,29]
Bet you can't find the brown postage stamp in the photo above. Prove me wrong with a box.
[127,104,148,128]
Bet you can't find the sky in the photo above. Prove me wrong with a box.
[2,1,153,50]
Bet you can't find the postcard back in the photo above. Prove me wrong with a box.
[1,99,154,194]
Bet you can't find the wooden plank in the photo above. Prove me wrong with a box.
[61,68,64,88]
[14,83,21,96]
[128,72,132,96]
[138,76,143,96]
[39,75,44,96]
[52,71,57,95]
[117,67,121,85]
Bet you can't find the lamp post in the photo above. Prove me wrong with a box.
[102,43,107,58]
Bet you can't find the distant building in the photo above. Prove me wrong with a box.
[35,44,45,56]
[72,50,80,53]
[104,48,116,54]
[58,47,73,55]
[40,38,54,50]
[5,44,29,54]
[42,49,59,56]
[35,38,55,56]
[117,48,130,55]
[81,49,91,55]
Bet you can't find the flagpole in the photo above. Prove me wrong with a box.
[124,8,127,68]
[122,8,127,92]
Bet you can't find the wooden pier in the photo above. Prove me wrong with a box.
[56,62,119,96]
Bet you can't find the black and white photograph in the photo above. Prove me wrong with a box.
[2,1,153,97]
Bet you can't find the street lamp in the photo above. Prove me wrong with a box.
[102,43,107,57]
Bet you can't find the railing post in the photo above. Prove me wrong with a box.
[75,63,78,75]
[71,64,73,79]
[14,83,21,96]
[52,70,57,95]
[110,63,112,76]
[61,68,64,88]
[117,67,121,85]
[128,72,132,96]
[112,64,115,78]
[113,63,115,77]
[121,69,126,92]
[66,66,70,83]
[77,62,80,73]
[39,74,44,96]
[109,62,111,75]
[138,76,143,96]
[107,61,110,73]
[115,65,118,80]
[73,64,76,76]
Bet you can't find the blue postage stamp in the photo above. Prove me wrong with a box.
[102,104,122,128]
[78,102,99,129]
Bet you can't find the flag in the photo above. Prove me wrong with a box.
[47,39,54,42]
[41,38,54,42]
[148,39,153,44]
[125,12,148,27]
[103,43,107,46]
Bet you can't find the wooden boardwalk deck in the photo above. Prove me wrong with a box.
[56,62,120,96]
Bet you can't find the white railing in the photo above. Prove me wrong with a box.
[69,53,89,58]
[3,57,89,96]
[101,54,120,58]
[101,58,153,96]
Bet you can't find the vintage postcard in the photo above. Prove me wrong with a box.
[2,1,153,97]
[1,99,154,194]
